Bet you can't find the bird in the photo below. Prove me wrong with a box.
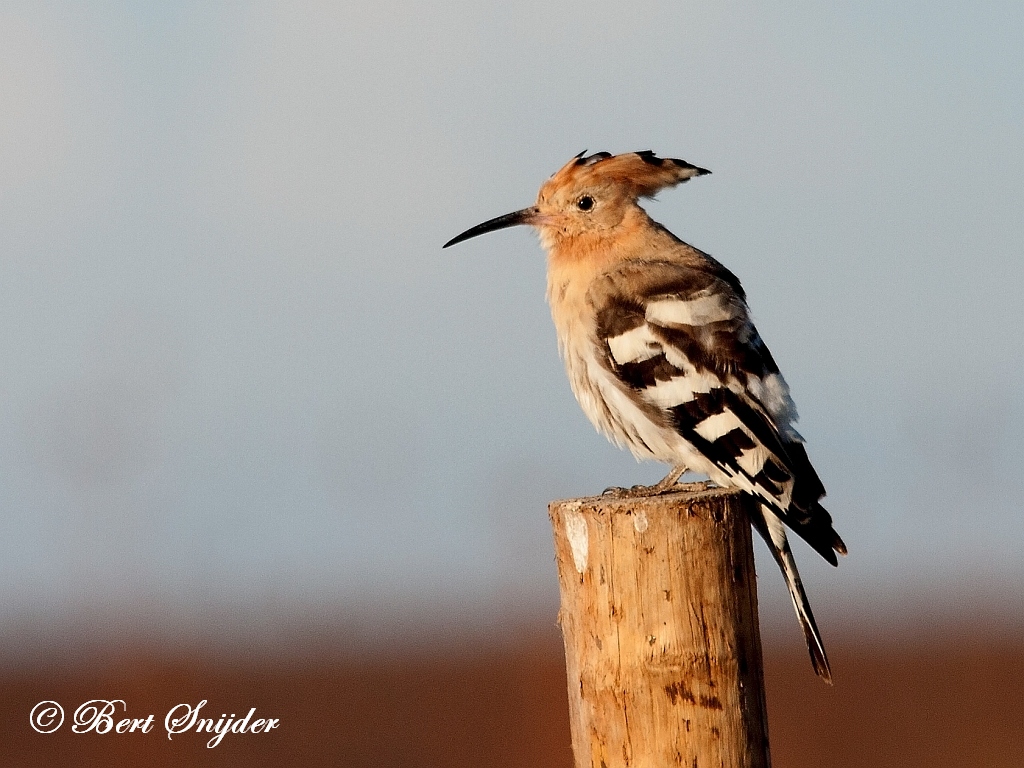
[443,150,846,683]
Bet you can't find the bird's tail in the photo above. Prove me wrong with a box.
[777,538,832,683]
[753,504,833,684]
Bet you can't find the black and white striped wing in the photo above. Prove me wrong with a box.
[591,259,843,563]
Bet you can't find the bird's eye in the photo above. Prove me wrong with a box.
[576,195,595,211]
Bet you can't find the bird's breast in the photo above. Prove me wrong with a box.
[545,268,687,464]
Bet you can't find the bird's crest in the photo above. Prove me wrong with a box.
[546,150,710,200]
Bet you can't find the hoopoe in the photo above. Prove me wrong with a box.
[444,150,846,682]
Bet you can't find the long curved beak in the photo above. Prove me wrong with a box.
[443,207,541,248]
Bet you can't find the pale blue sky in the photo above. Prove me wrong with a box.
[0,1,1021,649]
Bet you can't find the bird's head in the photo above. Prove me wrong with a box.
[443,151,710,250]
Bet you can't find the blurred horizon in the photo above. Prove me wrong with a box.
[6,625,1024,767]
[0,0,1022,653]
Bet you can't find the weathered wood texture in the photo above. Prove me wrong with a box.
[549,482,770,768]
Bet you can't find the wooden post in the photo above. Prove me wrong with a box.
[549,482,771,768]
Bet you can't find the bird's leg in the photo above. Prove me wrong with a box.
[650,463,689,493]
[603,464,688,498]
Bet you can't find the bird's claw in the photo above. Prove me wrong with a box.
[601,483,670,498]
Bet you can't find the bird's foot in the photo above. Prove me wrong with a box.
[602,483,675,498]
[602,465,688,498]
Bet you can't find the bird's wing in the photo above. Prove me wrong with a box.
[589,259,843,563]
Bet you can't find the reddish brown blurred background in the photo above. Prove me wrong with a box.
[4,621,1023,767]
